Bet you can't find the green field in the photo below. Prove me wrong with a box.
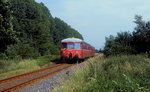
[0,55,58,78]
[53,54,150,92]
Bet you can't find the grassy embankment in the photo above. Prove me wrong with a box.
[0,55,58,78]
[53,54,150,92]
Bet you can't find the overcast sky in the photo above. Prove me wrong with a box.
[36,0,150,49]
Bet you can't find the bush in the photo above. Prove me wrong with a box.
[0,53,7,59]
[49,44,60,55]
[5,42,40,59]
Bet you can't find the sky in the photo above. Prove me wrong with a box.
[36,0,150,49]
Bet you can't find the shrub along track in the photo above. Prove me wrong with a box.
[0,63,76,92]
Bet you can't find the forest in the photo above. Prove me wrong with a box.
[0,0,83,59]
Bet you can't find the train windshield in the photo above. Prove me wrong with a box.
[74,43,80,49]
[61,43,67,49]
[61,43,80,49]
[67,43,74,49]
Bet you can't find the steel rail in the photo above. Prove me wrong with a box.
[0,63,75,92]
[2,64,74,92]
[0,63,63,85]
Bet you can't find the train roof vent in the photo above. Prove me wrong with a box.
[61,38,83,42]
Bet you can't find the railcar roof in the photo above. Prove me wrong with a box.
[61,38,95,49]
[61,38,83,42]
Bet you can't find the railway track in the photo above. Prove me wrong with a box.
[0,63,75,92]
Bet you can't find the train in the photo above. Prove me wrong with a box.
[60,38,95,61]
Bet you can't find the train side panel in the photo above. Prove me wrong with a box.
[81,42,95,58]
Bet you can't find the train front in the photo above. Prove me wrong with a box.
[60,38,82,60]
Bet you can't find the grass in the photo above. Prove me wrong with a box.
[0,55,58,78]
[53,54,150,92]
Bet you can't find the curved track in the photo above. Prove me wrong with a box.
[0,63,75,92]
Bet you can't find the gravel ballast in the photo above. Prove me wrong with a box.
[19,62,84,92]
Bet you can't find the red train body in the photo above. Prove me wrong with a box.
[60,38,95,60]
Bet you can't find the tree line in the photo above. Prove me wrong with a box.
[104,15,150,57]
[0,0,83,59]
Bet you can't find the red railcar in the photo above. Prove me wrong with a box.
[60,38,95,60]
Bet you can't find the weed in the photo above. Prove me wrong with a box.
[53,54,150,92]
[0,55,58,77]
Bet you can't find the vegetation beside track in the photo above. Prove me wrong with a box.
[53,54,150,92]
[0,55,58,78]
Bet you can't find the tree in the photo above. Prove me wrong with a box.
[132,15,150,53]
[103,15,150,56]
[104,32,135,56]
[104,35,121,56]
[0,0,17,53]
[10,0,54,56]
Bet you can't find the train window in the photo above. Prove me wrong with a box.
[74,43,80,49]
[61,43,67,49]
[67,43,74,49]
